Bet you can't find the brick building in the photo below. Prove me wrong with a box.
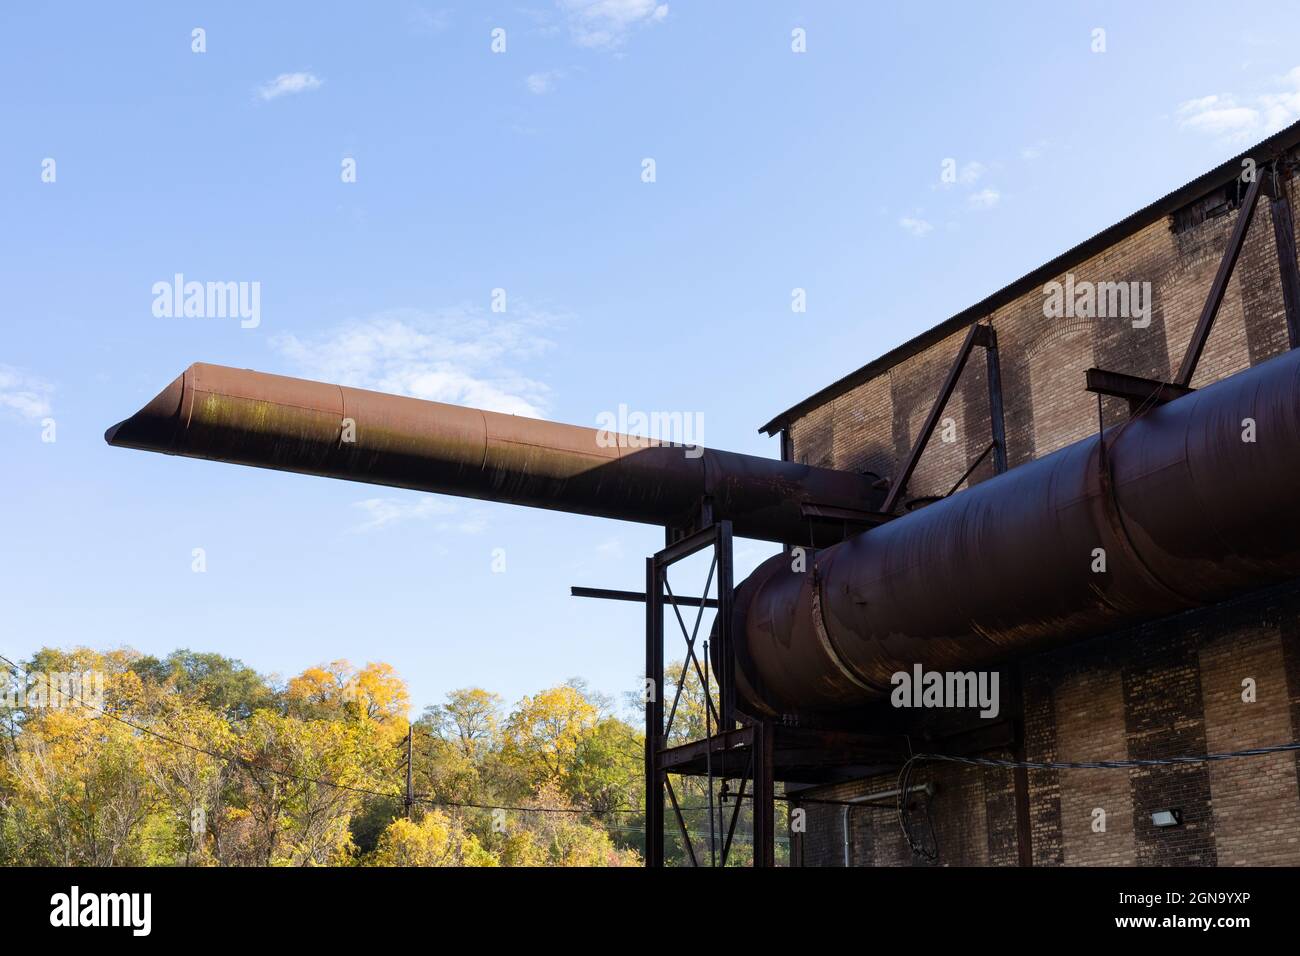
[764,122,1300,866]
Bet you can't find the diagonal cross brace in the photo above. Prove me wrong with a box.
[883,322,995,514]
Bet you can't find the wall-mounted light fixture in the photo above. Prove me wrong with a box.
[1151,809,1183,828]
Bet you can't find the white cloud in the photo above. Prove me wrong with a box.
[1020,141,1048,161]
[594,537,624,559]
[968,188,1001,211]
[936,160,986,190]
[351,496,487,533]
[272,305,556,418]
[408,4,450,34]
[1177,68,1300,145]
[899,216,933,237]
[1177,95,1260,140]
[958,161,986,185]
[557,0,668,48]
[257,72,323,101]
[526,71,560,94]
[0,365,53,424]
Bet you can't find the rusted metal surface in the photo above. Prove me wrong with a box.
[1267,168,1300,348]
[732,346,1300,715]
[1176,170,1265,387]
[105,363,880,546]
[881,322,991,514]
[110,352,1300,721]
[1085,367,1193,410]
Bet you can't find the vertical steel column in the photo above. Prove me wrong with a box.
[983,326,1008,474]
[645,556,664,867]
[1267,170,1300,349]
[1009,663,1033,866]
[789,798,804,868]
[716,521,735,731]
[752,721,775,867]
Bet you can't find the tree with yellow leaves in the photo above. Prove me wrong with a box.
[370,811,496,867]
[0,647,651,867]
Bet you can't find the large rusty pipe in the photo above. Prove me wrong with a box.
[104,363,878,546]
[732,346,1300,716]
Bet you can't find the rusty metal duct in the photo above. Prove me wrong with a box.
[731,346,1300,717]
[104,363,879,547]
[108,350,1300,719]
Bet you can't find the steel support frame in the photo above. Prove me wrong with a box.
[1086,166,1282,415]
[883,322,1005,514]
[1266,165,1300,349]
[645,520,775,867]
[1176,169,1267,387]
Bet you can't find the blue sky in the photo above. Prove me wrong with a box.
[4,2,1300,716]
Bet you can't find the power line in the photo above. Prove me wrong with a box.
[15,649,1297,844]
[0,651,400,801]
[0,652,642,818]
[893,741,1300,863]
[901,742,1300,773]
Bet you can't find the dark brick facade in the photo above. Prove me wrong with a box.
[787,148,1300,866]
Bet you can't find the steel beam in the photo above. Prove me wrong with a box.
[644,556,664,867]
[570,586,717,609]
[1085,367,1193,414]
[1009,664,1033,867]
[664,777,697,867]
[984,326,1008,473]
[752,721,775,867]
[716,522,736,730]
[883,322,993,514]
[1176,171,1265,387]
[1267,170,1300,349]
[799,501,894,527]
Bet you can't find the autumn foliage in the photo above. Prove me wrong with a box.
[0,648,645,867]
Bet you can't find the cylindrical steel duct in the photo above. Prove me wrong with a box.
[731,345,1300,716]
[104,363,879,546]
[108,350,1300,720]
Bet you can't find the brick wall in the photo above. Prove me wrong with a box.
[796,580,1300,866]
[788,158,1300,866]
[787,164,1295,488]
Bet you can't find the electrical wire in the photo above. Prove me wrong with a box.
[0,651,643,817]
[12,650,1300,851]
[0,651,401,800]
[894,740,1300,863]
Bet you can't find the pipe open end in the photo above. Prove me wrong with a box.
[104,370,186,451]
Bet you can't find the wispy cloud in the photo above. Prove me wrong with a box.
[1020,141,1048,161]
[899,216,933,237]
[352,496,487,533]
[967,187,1001,211]
[557,0,669,49]
[1176,67,1300,145]
[526,71,561,95]
[407,4,450,34]
[594,537,624,559]
[0,365,53,423]
[936,160,986,190]
[272,305,557,418]
[257,72,323,102]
